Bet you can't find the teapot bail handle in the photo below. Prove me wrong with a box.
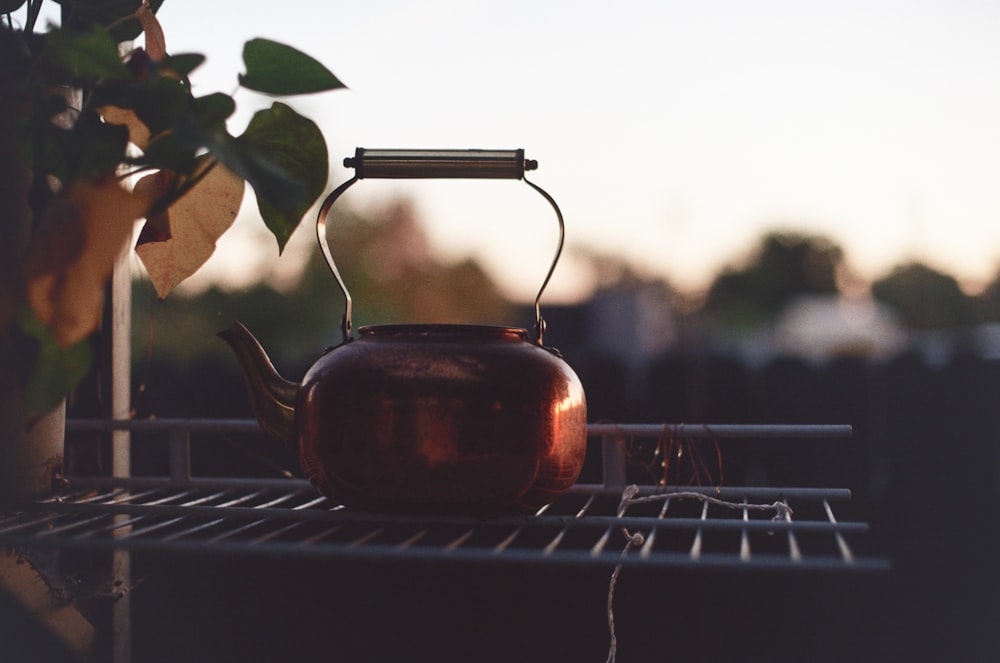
[316,148,565,346]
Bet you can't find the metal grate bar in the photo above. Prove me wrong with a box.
[74,515,143,540]
[75,490,232,543]
[175,490,231,507]
[542,494,596,556]
[62,476,855,503]
[159,490,272,543]
[206,518,268,545]
[251,520,308,545]
[588,423,853,438]
[35,514,108,537]
[349,526,386,548]
[294,496,331,510]
[105,488,163,505]
[590,527,615,558]
[0,512,63,535]
[582,484,855,500]
[823,498,855,564]
[137,491,193,506]
[398,528,431,550]
[689,501,710,560]
[118,517,186,540]
[66,419,853,438]
[249,492,302,509]
[161,518,228,543]
[740,499,751,562]
[784,498,803,562]
[493,527,523,555]
[637,496,671,559]
[299,523,347,546]
[444,528,476,552]
[212,490,269,508]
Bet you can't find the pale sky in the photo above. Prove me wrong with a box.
[146,1,1000,303]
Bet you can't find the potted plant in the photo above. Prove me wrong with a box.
[0,0,344,502]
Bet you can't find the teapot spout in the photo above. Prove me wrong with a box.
[218,322,298,448]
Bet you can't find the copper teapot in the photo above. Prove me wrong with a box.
[220,149,587,515]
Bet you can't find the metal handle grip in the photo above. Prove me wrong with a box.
[345,148,537,179]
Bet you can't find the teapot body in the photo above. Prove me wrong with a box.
[296,324,587,514]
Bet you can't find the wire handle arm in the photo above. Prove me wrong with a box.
[316,148,563,346]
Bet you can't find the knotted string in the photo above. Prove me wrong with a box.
[605,485,793,663]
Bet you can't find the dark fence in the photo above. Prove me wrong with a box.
[124,349,1000,520]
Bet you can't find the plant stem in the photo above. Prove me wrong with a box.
[104,13,138,35]
[26,0,44,32]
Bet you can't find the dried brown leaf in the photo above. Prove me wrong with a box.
[136,1,166,61]
[97,105,152,150]
[135,161,245,299]
[25,178,154,347]
[133,170,172,244]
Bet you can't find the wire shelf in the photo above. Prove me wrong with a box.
[0,421,887,572]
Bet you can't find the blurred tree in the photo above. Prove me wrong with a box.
[871,261,976,329]
[701,231,844,328]
[971,267,1000,324]
[132,198,515,369]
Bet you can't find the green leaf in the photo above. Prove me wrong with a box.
[140,127,206,175]
[193,92,236,126]
[17,310,92,419]
[234,102,328,251]
[139,92,235,175]
[91,74,195,144]
[133,76,197,135]
[42,24,131,83]
[239,38,345,96]
[158,53,206,77]
[204,128,303,212]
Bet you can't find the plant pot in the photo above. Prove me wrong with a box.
[0,39,67,510]
[0,389,65,509]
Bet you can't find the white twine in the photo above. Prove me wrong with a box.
[604,485,793,663]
